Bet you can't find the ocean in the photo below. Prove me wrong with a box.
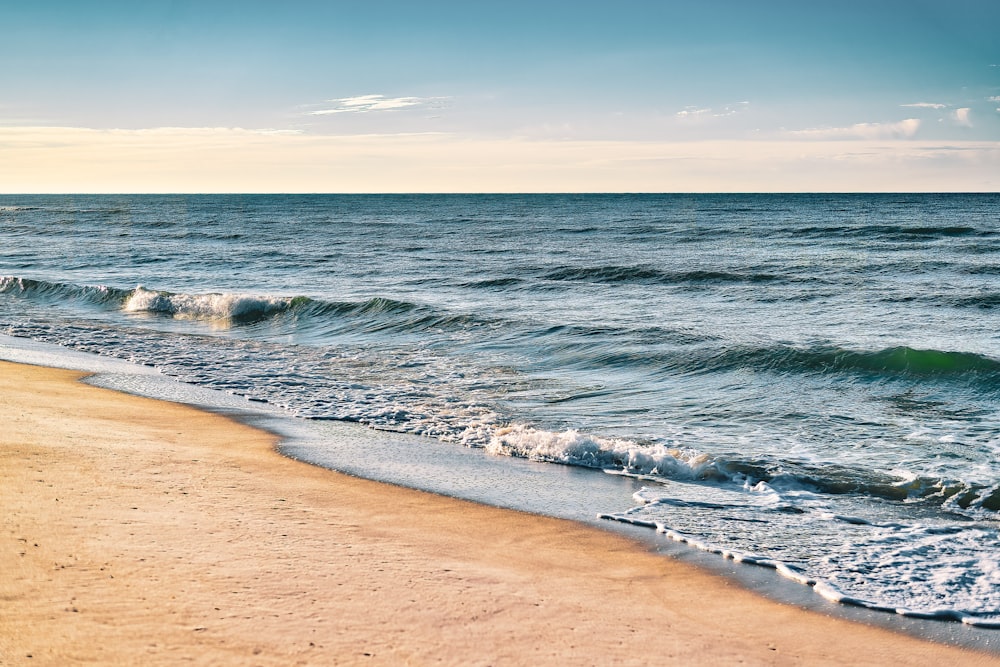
[2,193,999,629]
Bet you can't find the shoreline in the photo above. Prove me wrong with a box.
[1,360,997,665]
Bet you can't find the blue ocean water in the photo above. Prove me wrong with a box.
[1,193,999,626]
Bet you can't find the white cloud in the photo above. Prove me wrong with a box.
[712,101,750,117]
[785,118,921,140]
[953,108,972,127]
[988,96,1000,102]
[675,107,711,118]
[676,102,749,119]
[308,94,442,116]
[901,102,947,109]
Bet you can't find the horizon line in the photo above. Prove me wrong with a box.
[2,191,998,196]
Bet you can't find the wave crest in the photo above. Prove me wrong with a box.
[485,425,726,479]
[0,276,128,306]
[123,286,296,323]
[484,424,1000,515]
[682,344,1000,383]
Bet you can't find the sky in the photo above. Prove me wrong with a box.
[2,0,999,192]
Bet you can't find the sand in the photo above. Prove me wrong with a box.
[1,360,997,666]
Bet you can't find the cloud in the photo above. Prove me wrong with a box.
[785,118,921,140]
[675,107,711,118]
[953,108,972,127]
[712,101,750,117]
[676,102,749,119]
[901,102,947,109]
[991,97,1000,102]
[307,94,442,116]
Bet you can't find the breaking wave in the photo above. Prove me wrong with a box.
[484,424,1000,515]
[124,286,298,323]
[0,277,490,333]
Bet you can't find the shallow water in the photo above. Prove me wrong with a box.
[2,193,999,626]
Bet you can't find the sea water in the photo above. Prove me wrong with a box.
[1,193,999,628]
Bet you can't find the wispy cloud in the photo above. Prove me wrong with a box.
[308,94,444,116]
[785,118,920,140]
[901,102,947,109]
[713,101,750,117]
[675,107,711,118]
[675,102,749,119]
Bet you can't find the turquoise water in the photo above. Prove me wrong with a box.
[1,193,999,625]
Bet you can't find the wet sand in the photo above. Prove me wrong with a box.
[1,360,996,665]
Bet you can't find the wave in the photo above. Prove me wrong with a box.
[459,277,526,289]
[0,205,42,213]
[123,286,298,323]
[483,424,1000,514]
[308,296,419,317]
[961,265,1000,276]
[486,423,1000,520]
[123,287,489,333]
[0,278,305,325]
[750,345,1000,378]
[0,276,130,307]
[486,425,721,479]
[0,276,490,334]
[794,224,988,241]
[866,224,984,240]
[949,292,1000,310]
[0,204,131,218]
[541,265,783,285]
[525,338,1000,391]
[656,344,1000,387]
[881,289,1000,310]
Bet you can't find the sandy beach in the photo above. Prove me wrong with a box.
[1,360,996,666]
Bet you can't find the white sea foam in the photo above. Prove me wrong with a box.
[605,483,1000,628]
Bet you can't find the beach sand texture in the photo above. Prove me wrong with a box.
[1,360,996,666]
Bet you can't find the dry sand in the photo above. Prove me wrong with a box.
[1,360,997,666]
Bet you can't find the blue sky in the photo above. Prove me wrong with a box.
[2,1,998,191]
